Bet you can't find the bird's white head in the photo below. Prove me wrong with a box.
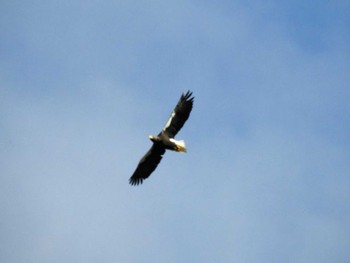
[148,135,159,142]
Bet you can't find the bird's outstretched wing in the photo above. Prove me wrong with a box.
[129,144,166,186]
[162,91,194,138]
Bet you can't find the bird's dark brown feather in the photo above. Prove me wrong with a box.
[162,91,194,138]
[129,144,166,185]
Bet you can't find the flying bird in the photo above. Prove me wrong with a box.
[129,91,194,186]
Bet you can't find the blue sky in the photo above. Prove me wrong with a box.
[1,1,350,262]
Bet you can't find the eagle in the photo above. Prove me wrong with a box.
[129,91,194,185]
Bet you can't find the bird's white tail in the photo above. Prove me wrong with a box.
[170,138,187,152]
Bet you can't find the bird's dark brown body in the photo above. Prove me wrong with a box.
[149,133,186,152]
